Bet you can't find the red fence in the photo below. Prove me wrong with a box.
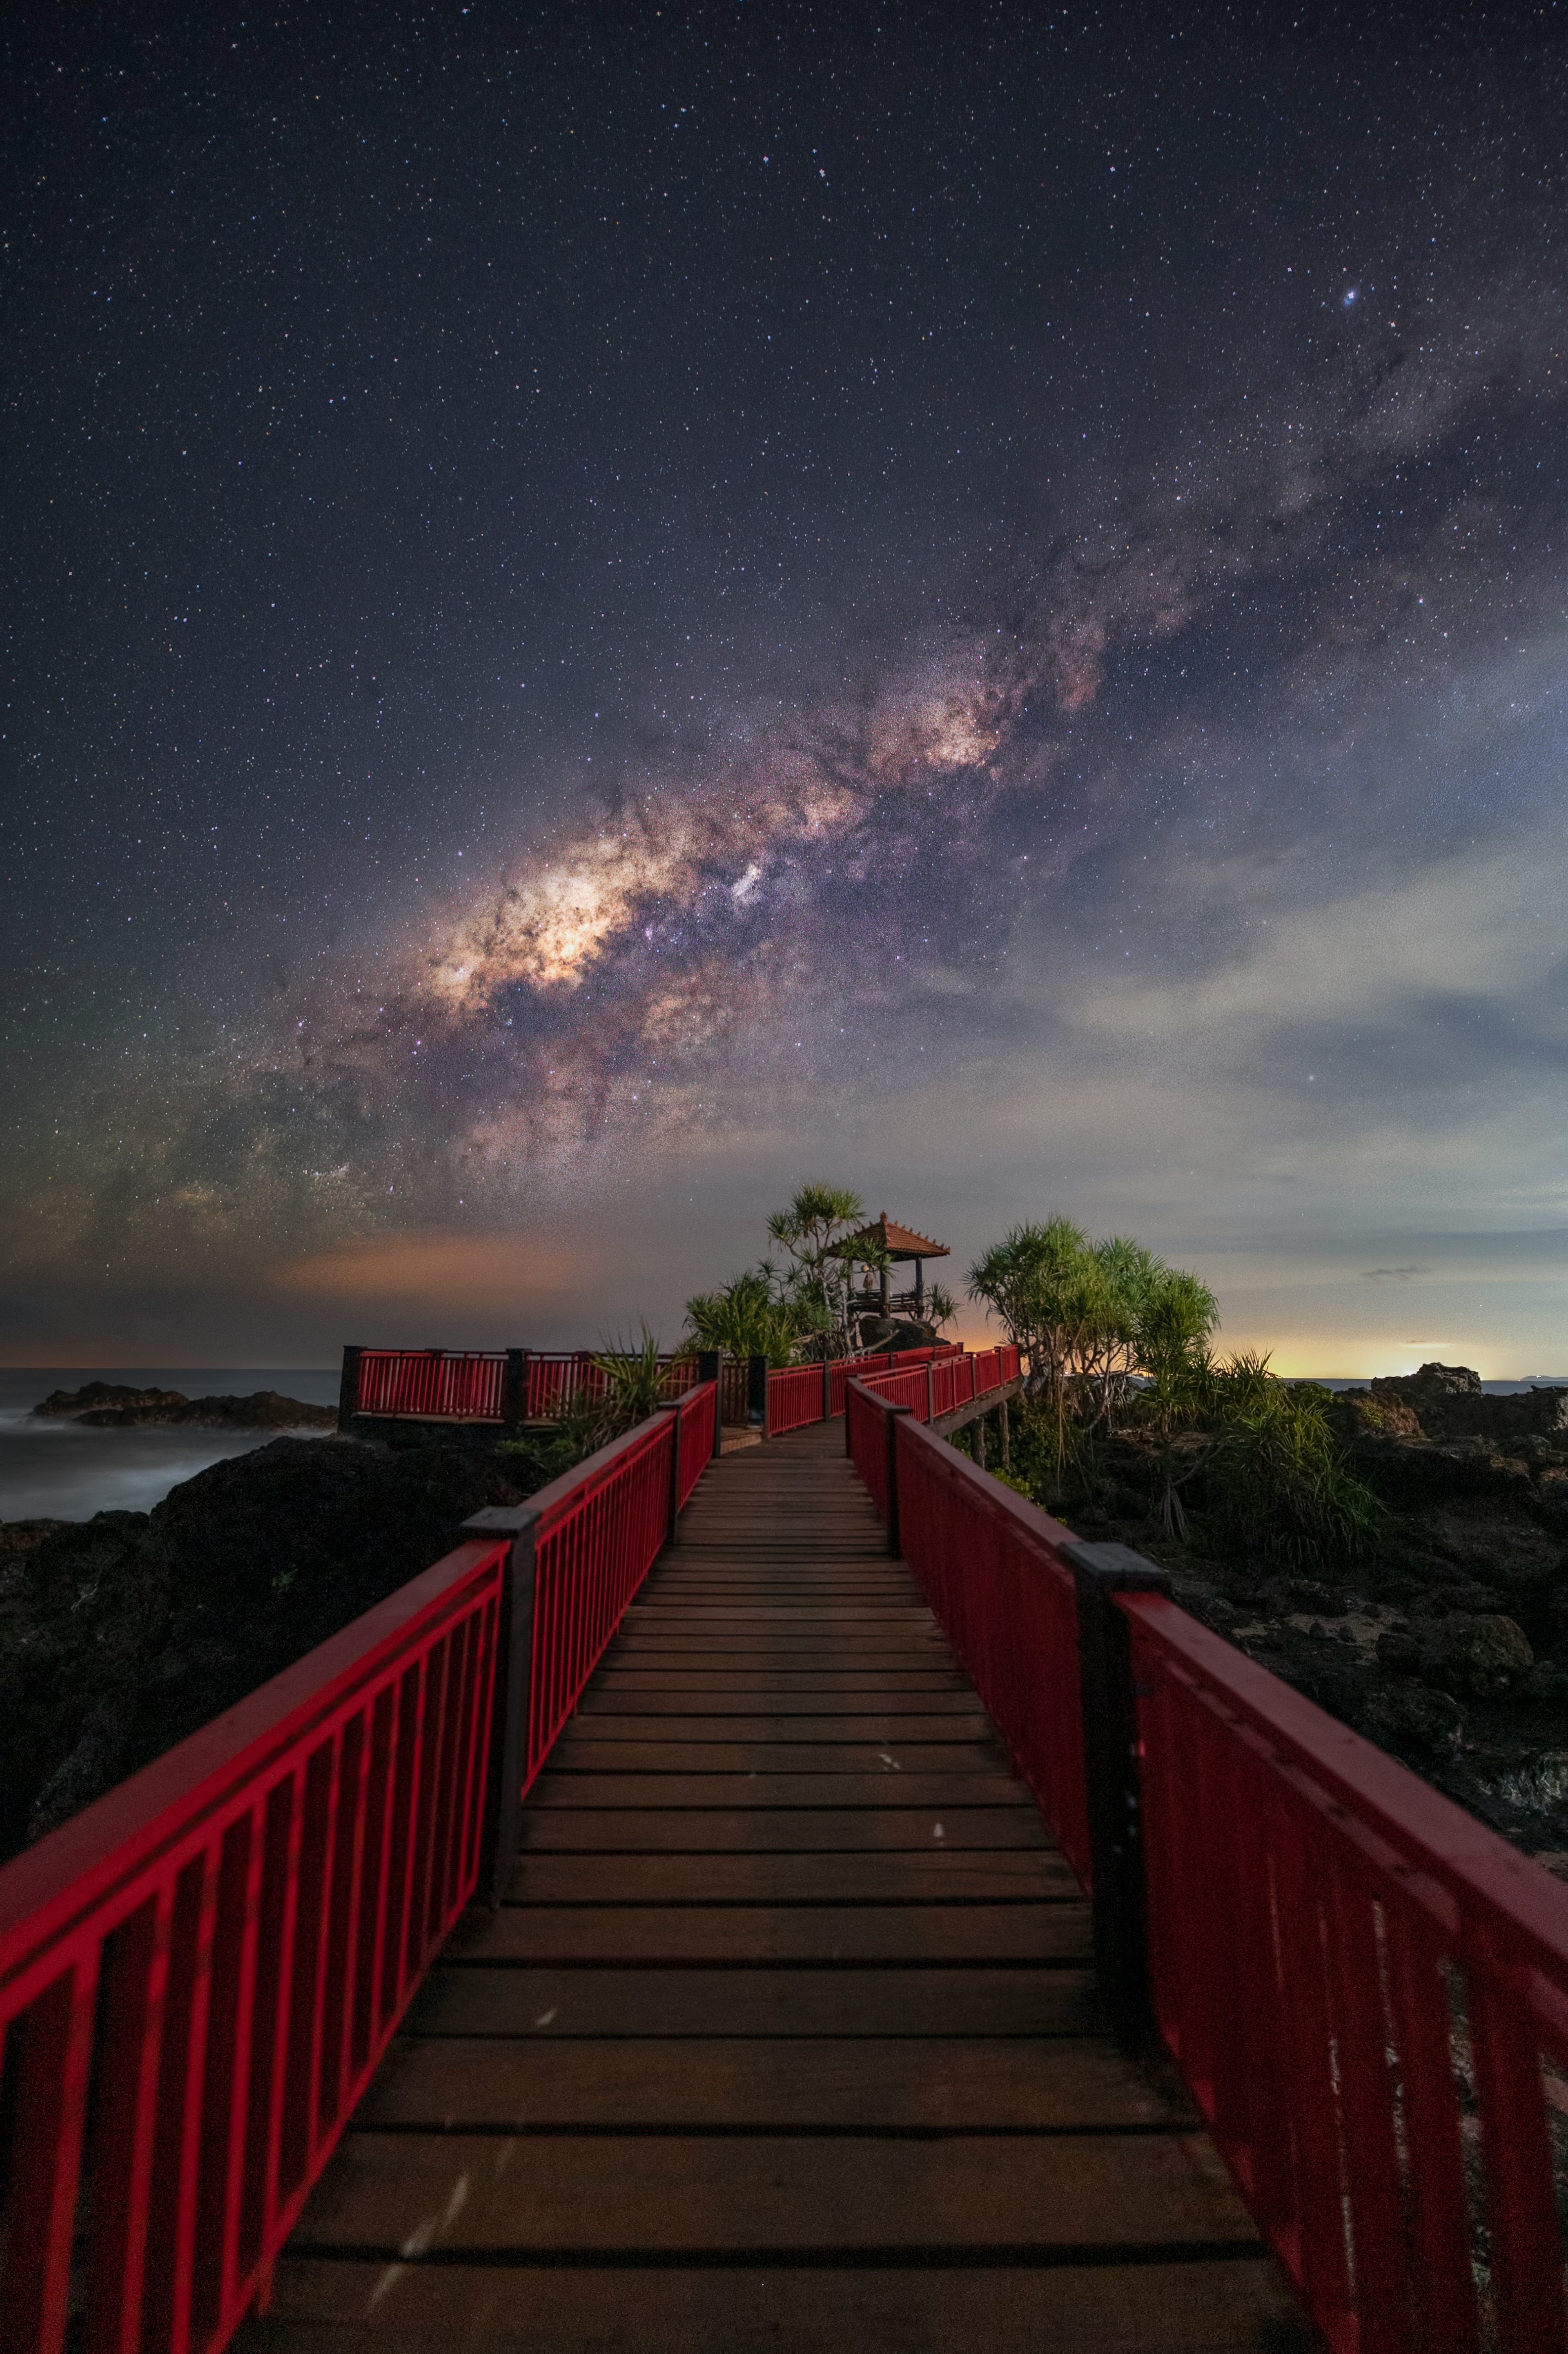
[0,1532,508,2354]
[768,1342,975,1437]
[519,1384,715,1796]
[855,1342,1020,1426]
[355,1348,508,1420]
[0,1381,719,2354]
[846,1382,1568,2352]
[350,1348,703,1425]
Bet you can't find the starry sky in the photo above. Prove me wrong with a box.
[5,1,1568,1374]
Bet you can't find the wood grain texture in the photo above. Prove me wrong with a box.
[238,1411,1302,2352]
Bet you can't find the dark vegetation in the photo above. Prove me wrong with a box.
[964,1218,1568,1863]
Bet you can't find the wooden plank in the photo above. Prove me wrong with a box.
[282,2126,1261,2252]
[503,1850,1081,1904]
[541,1740,1014,1775]
[450,1902,1090,1964]
[527,1772,1031,1809]
[357,2029,1185,2130]
[404,1964,1098,2038]
[562,1713,998,1740]
[234,1410,1308,2354]
[582,1673,975,1695]
[258,2256,1306,2353]
[518,1807,1051,1852]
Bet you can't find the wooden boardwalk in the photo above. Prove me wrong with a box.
[248,1421,1303,2352]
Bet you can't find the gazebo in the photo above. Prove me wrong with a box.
[840,1212,951,1324]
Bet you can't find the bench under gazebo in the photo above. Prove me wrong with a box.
[840,1211,950,1325]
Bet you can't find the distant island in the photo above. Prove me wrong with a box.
[31,1382,336,1431]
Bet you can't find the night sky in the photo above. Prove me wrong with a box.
[6,2,1568,1372]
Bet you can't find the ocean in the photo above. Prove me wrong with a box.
[0,1368,342,1524]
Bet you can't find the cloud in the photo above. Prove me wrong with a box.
[1361,1265,1432,1283]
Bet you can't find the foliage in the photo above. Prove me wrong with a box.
[926,1282,958,1330]
[967,1217,1217,1470]
[681,1180,884,1363]
[681,1271,806,1368]
[964,1213,1377,1573]
[1202,1363,1383,1570]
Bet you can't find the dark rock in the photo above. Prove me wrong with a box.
[1376,1625,1425,1676]
[1418,1612,1534,1699]
[854,1318,940,1353]
[74,1388,336,1431]
[34,1381,188,1418]
[0,1426,560,1858]
[1357,1680,1466,1760]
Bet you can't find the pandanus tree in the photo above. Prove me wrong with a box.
[967,1218,1218,1474]
[682,1182,888,1365]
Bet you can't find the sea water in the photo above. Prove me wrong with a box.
[0,1368,341,1524]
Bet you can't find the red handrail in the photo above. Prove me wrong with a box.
[0,1381,720,2354]
[1124,1596,1568,2351]
[355,1348,507,1419]
[0,1533,508,2354]
[519,1383,717,1795]
[846,1387,1568,2350]
[351,1349,704,1424]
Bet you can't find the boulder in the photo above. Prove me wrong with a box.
[1418,1611,1534,1699]
[1357,1680,1466,1761]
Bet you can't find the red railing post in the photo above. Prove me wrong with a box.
[1065,1540,1171,2048]
[822,1356,831,1423]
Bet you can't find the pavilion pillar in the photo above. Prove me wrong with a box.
[914,1258,924,1318]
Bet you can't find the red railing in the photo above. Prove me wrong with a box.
[0,1531,508,2354]
[1126,1597,1568,2352]
[763,1361,826,1437]
[846,1385,1568,2351]
[857,1342,1020,1425]
[351,1349,703,1425]
[763,1345,965,1436]
[0,1381,719,2354]
[354,1348,507,1419]
[519,1383,716,1795]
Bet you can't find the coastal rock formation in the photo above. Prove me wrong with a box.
[33,1382,335,1430]
[0,1421,566,1858]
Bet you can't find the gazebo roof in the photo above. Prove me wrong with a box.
[840,1212,950,1263]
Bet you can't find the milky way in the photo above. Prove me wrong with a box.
[7,5,1568,1368]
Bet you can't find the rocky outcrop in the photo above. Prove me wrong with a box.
[0,1422,566,1858]
[854,1318,941,1353]
[33,1383,335,1430]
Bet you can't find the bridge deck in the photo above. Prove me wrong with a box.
[246,1420,1303,2351]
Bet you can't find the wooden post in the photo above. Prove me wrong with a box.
[337,1345,363,1434]
[697,1351,723,1456]
[748,1353,768,1430]
[501,1347,526,1435]
[1064,1539,1172,2047]
[915,1257,924,1318]
[464,1503,541,1909]
[999,1397,1010,1467]
[976,1413,988,1470]
[880,1259,889,1318]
